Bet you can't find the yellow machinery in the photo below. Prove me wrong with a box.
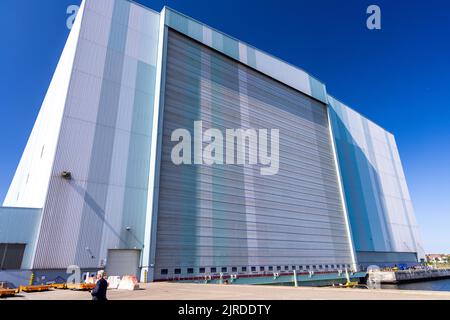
[343,281,360,288]
[66,283,96,291]
[49,283,67,290]
[1,281,96,297]
[0,289,17,298]
[19,285,51,293]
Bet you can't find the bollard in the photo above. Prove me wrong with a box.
[293,270,298,287]
[29,272,35,286]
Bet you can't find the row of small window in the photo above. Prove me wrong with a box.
[161,264,352,275]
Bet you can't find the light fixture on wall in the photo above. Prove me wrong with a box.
[61,171,72,180]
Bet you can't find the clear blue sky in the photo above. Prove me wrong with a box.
[0,0,449,253]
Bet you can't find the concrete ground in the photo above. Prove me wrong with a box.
[4,282,450,300]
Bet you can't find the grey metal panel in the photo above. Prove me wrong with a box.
[106,249,141,278]
[328,95,424,261]
[0,207,42,269]
[32,0,160,270]
[154,31,353,279]
[0,244,26,270]
[356,251,418,268]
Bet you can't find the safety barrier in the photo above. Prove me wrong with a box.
[117,275,140,291]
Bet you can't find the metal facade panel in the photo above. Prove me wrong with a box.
[0,207,42,269]
[328,96,424,263]
[356,251,418,268]
[3,1,86,209]
[164,8,326,104]
[0,244,26,270]
[32,0,160,270]
[154,31,353,279]
[105,249,141,278]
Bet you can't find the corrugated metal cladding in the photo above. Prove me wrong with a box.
[154,30,354,279]
[3,1,83,210]
[32,0,160,269]
[328,96,425,264]
[356,251,418,268]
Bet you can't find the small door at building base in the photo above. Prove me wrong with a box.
[106,249,141,280]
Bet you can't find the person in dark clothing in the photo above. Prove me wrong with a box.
[91,271,108,301]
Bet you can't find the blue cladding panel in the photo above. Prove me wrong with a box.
[163,7,327,104]
[222,35,240,61]
[211,30,224,52]
[112,0,131,25]
[109,0,130,53]
[246,47,257,69]
[120,61,156,248]
[188,20,203,43]
[0,207,42,269]
[309,76,327,103]
[166,9,189,35]
[328,96,423,263]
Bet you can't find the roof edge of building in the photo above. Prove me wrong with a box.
[126,0,391,135]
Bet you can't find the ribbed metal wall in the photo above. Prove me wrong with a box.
[154,31,353,279]
[356,251,418,268]
[3,2,84,210]
[328,96,424,264]
[32,0,160,270]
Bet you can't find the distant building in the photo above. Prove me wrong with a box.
[426,254,449,264]
[0,0,424,282]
